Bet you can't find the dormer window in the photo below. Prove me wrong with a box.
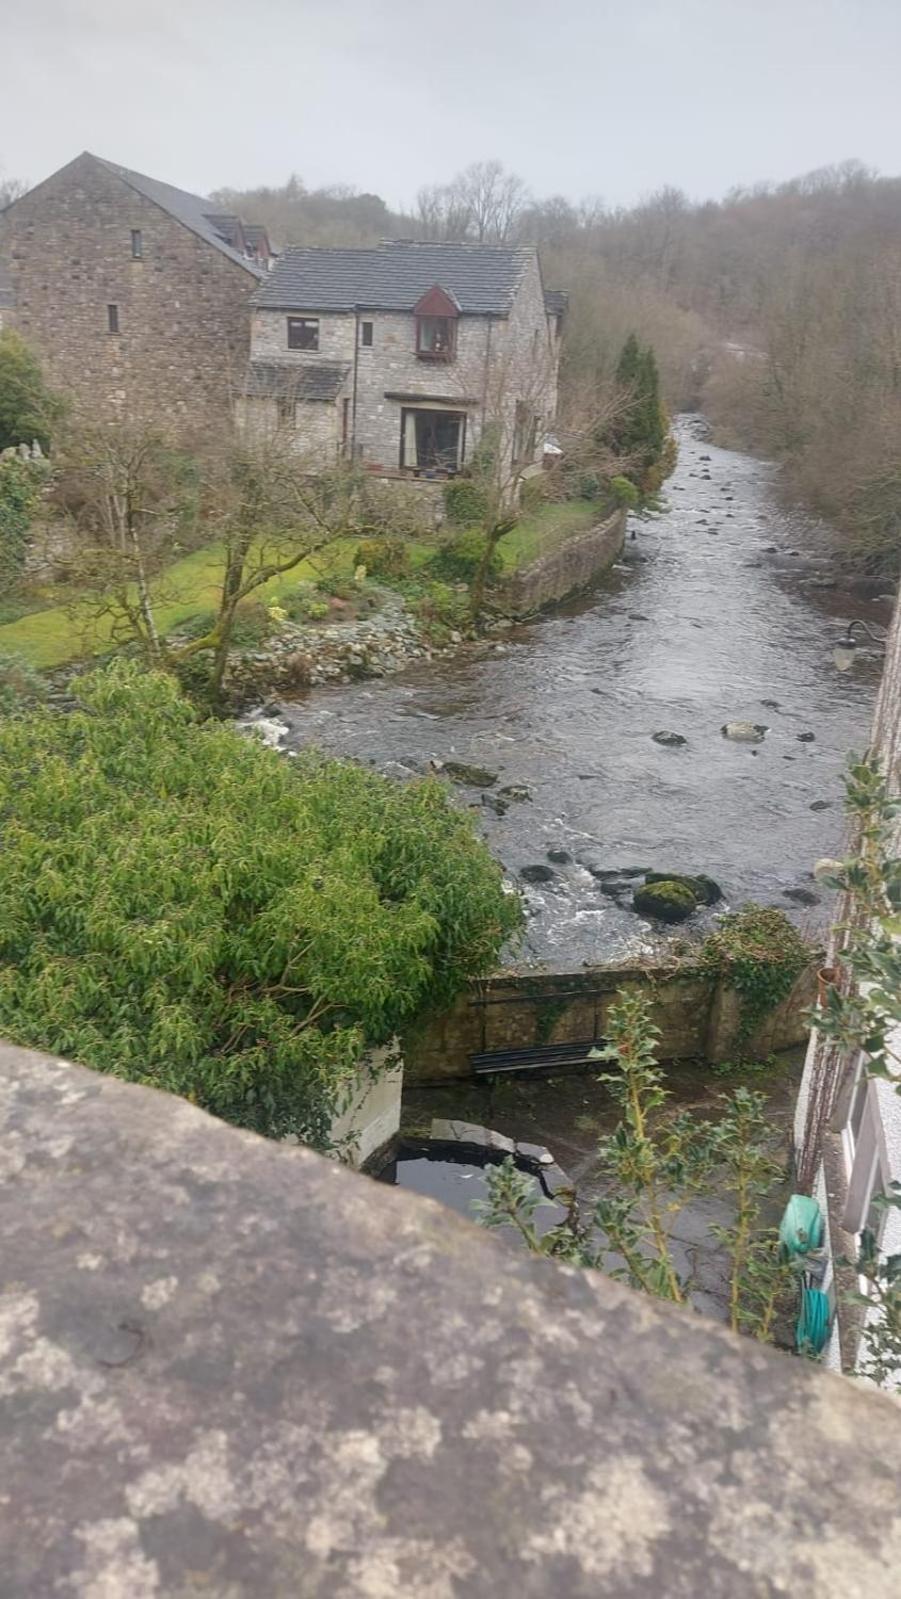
[416,317,455,359]
[413,285,459,362]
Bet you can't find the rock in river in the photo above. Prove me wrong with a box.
[722,722,768,743]
[442,760,498,788]
[652,731,687,747]
[645,870,722,905]
[632,879,699,923]
[521,863,556,884]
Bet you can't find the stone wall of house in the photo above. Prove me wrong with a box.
[0,153,259,433]
[247,254,557,478]
[235,392,343,463]
[403,961,816,1084]
[491,507,627,616]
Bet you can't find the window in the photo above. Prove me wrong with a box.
[416,316,455,360]
[107,304,119,334]
[360,321,373,347]
[287,317,319,351]
[276,396,296,428]
[131,229,143,260]
[400,408,465,473]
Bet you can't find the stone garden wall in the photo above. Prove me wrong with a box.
[403,960,816,1083]
[490,506,626,617]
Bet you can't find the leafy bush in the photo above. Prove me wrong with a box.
[611,474,640,508]
[0,455,48,593]
[429,528,501,585]
[410,580,472,644]
[0,661,521,1145]
[228,601,274,648]
[444,477,489,527]
[0,330,63,453]
[700,905,810,1044]
[0,652,45,716]
[279,583,329,623]
[353,538,411,580]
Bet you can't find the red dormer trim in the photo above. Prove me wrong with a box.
[412,284,460,318]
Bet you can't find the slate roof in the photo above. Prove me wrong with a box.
[252,241,534,315]
[242,360,350,402]
[91,155,265,279]
[544,289,568,315]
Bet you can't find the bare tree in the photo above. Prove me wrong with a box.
[0,171,27,209]
[416,160,528,244]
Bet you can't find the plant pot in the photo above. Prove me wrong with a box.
[817,966,838,1007]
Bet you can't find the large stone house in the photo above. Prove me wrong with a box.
[0,152,271,432]
[238,241,564,498]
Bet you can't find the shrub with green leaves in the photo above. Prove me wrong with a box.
[353,538,411,580]
[700,905,810,1045]
[0,652,45,716]
[429,528,501,586]
[410,580,472,643]
[443,477,489,527]
[611,475,640,508]
[0,330,63,453]
[0,454,48,593]
[0,662,519,1145]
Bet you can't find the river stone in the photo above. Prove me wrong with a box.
[652,731,687,747]
[520,864,556,884]
[760,699,781,710]
[645,870,722,905]
[443,760,498,787]
[629,613,650,622]
[783,886,821,907]
[722,721,768,743]
[547,848,572,864]
[810,800,833,811]
[498,784,531,802]
[632,879,699,923]
[796,732,816,743]
[515,1141,556,1166]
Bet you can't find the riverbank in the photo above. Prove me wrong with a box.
[267,417,884,968]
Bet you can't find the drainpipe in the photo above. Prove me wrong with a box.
[351,306,360,459]
[479,317,493,463]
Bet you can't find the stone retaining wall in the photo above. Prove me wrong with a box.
[491,506,627,618]
[404,960,816,1083]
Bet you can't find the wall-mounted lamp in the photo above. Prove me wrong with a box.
[833,619,889,673]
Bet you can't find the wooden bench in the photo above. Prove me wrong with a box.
[469,1040,605,1076]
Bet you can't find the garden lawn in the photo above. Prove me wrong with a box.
[495,499,610,574]
[0,537,365,668]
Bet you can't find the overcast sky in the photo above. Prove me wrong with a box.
[3,0,901,211]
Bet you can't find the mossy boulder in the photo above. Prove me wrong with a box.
[633,879,699,923]
[443,761,498,788]
[645,870,722,906]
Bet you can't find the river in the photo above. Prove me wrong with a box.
[270,417,887,969]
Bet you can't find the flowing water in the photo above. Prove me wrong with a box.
[273,417,887,968]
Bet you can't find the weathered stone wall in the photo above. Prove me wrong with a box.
[235,392,343,463]
[0,153,259,433]
[404,961,815,1083]
[491,507,627,617]
[247,253,557,478]
[3,1040,901,1596]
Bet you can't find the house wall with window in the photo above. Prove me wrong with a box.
[793,593,901,1380]
[0,152,261,433]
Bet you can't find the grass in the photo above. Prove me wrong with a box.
[0,500,604,669]
[495,499,609,573]
[0,537,366,669]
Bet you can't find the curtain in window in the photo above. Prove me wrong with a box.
[403,411,418,468]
